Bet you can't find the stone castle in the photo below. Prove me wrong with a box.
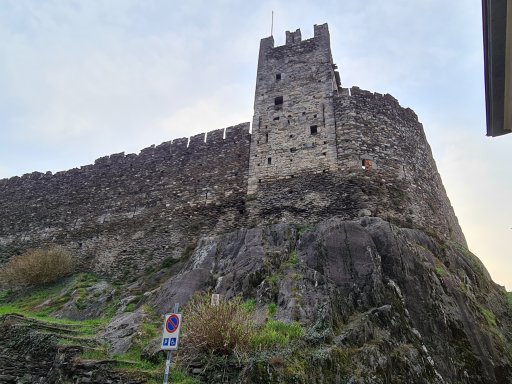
[0,24,465,278]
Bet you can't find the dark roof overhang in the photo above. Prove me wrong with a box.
[482,0,512,137]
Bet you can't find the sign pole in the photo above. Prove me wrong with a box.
[163,302,180,384]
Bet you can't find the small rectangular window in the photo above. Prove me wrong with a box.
[276,73,281,81]
[267,157,272,165]
[275,96,283,106]
[362,159,373,170]
[273,116,280,121]
[310,125,318,135]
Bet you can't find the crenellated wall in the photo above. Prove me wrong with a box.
[0,23,467,279]
[0,123,251,277]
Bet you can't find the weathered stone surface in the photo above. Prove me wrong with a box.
[53,281,115,320]
[248,24,339,194]
[101,310,146,355]
[0,22,506,384]
[0,314,143,383]
[0,28,465,282]
[147,218,511,383]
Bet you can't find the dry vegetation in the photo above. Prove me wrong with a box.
[182,292,254,357]
[0,246,75,287]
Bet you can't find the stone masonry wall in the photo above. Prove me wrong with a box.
[247,86,466,246]
[0,123,251,278]
[334,87,466,245]
[0,24,467,278]
[247,24,339,194]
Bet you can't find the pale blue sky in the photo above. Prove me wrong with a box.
[0,0,510,289]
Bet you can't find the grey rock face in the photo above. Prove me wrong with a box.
[53,281,115,321]
[101,310,146,355]
[149,217,511,383]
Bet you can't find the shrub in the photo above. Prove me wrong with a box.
[0,246,75,287]
[182,292,254,356]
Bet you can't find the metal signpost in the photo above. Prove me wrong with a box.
[162,303,181,384]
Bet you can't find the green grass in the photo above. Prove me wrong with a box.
[267,274,279,286]
[146,369,199,384]
[0,274,112,335]
[283,251,299,268]
[252,320,304,348]
[297,224,312,236]
[81,347,108,360]
[434,264,447,278]
[480,307,497,327]
[0,274,199,383]
[507,292,512,306]
[242,298,256,312]
[267,303,277,318]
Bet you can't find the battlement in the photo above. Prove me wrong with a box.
[0,123,250,186]
[258,23,331,53]
[285,29,301,45]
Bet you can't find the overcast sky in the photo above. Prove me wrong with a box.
[0,0,510,289]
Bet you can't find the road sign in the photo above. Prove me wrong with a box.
[161,313,182,351]
[211,293,220,306]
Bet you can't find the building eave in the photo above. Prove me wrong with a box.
[482,0,512,137]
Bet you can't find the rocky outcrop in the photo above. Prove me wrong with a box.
[0,314,143,383]
[150,217,512,383]
[1,217,510,383]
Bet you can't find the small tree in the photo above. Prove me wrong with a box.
[182,292,254,357]
[0,246,75,287]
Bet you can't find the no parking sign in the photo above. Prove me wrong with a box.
[161,313,182,350]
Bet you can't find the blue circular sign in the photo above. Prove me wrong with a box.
[166,314,180,333]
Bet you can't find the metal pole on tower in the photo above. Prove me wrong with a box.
[271,10,274,36]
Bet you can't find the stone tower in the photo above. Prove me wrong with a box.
[247,24,341,194]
